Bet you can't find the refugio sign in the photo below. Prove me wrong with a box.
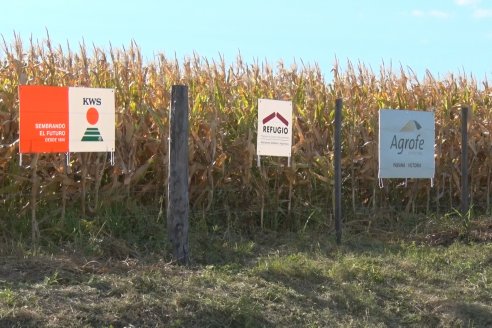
[257,99,292,157]
[378,109,435,179]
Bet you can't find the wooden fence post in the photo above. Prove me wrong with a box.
[334,98,343,244]
[167,85,190,265]
[461,106,469,216]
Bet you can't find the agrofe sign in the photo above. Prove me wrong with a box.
[19,86,115,154]
[379,109,435,179]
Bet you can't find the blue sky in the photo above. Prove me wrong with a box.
[2,0,492,81]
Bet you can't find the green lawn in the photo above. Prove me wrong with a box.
[1,222,491,327]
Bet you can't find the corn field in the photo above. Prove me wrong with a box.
[1,36,492,240]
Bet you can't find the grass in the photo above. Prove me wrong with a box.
[1,218,491,328]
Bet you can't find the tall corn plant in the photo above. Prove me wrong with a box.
[1,35,492,242]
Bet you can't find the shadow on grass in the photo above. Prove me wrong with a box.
[255,263,407,326]
[454,302,492,327]
[111,296,273,328]
[168,306,273,328]
[0,312,43,328]
[0,255,95,286]
[431,301,492,327]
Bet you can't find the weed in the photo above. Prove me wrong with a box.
[0,288,15,306]
[43,271,60,286]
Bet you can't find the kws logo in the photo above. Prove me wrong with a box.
[83,97,102,106]
[390,120,425,154]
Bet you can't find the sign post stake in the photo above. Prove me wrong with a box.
[30,153,40,248]
[461,106,469,216]
[334,98,343,245]
[167,85,190,265]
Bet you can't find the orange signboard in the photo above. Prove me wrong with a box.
[19,85,115,154]
[19,86,69,153]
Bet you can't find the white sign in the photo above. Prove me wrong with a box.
[257,99,292,157]
[379,109,435,178]
[69,87,115,152]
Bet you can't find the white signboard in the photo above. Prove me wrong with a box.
[257,99,292,157]
[69,87,115,152]
[379,109,435,178]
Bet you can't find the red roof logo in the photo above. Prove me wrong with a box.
[262,112,289,126]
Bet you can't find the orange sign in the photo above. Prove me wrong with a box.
[19,86,115,154]
[19,86,69,153]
